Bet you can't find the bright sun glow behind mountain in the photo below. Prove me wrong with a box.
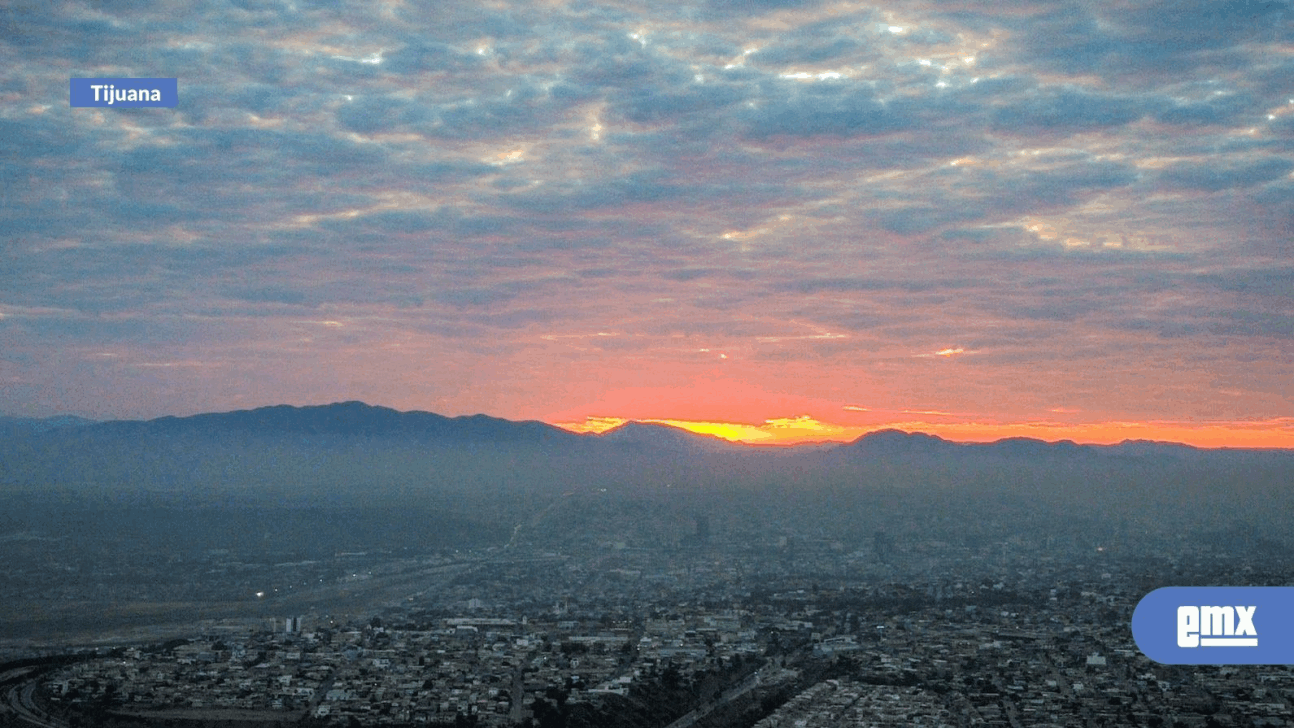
[556,416,1294,448]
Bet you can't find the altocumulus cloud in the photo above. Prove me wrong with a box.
[0,0,1290,432]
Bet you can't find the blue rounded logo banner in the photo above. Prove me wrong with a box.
[1133,587,1294,665]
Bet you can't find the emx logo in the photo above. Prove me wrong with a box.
[1134,587,1294,664]
[1177,605,1256,647]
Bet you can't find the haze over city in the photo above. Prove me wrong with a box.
[1,0,1291,446]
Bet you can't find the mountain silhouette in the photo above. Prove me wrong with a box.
[0,415,97,437]
[843,429,957,455]
[598,421,741,453]
[81,401,580,445]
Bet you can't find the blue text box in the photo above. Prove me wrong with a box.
[71,78,177,108]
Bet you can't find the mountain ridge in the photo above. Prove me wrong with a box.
[74,400,580,445]
[597,421,744,453]
[2,401,1290,454]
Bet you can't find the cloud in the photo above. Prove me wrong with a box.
[225,286,310,306]
[873,205,987,234]
[989,87,1147,134]
[380,39,485,75]
[433,287,522,308]
[741,83,913,139]
[777,277,973,294]
[1,0,1290,434]
[499,170,687,213]
[1004,0,1292,83]
[659,268,729,282]
[335,95,431,134]
[1152,91,1257,126]
[1197,267,1294,302]
[1158,157,1294,192]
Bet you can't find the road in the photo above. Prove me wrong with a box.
[661,664,769,728]
[1,678,70,728]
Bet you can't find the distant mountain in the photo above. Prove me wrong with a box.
[78,401,580,445]
[0,414,97,437]
[840,429,958,456]
[2,403,1293,563]
[830,430,1241,463]
[597,421,742,453]
[968,436,1091,459]
[1101,439,1202,458]
[5,406,1287,461]
[3,403,1291,510]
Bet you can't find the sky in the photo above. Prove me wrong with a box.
[1,0,1291,446]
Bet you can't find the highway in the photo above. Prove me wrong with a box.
[662,662,773,728]
[1,678,69,728]
[0,661,78,728]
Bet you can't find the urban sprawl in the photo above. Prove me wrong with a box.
[5,527,1293,728]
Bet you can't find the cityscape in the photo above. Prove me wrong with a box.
[7,519,1294,727]
[2,410,1294,727]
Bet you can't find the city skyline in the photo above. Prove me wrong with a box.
[2,0,1291,447]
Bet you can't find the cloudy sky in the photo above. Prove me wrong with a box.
[1,0,1291,446]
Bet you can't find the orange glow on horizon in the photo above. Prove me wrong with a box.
[553,416,1294,449]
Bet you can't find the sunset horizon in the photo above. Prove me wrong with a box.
[11,397,1292,450]
[3,0,1289,459]
[554,413,1294,449]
